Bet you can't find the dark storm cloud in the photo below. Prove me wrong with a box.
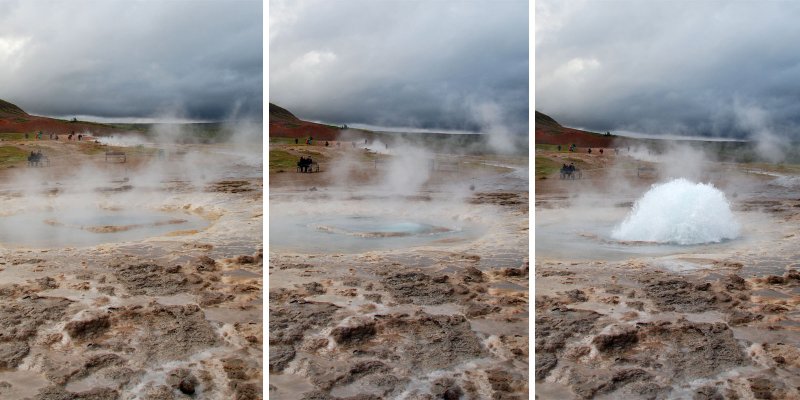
[269,0,529,134]
[536,1,800,139]
[0,0,262,121]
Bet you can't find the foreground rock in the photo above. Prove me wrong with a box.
[535,262,800,399]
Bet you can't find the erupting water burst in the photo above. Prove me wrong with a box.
[612,178,740,245]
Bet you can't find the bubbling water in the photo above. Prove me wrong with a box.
[611,178,740,245]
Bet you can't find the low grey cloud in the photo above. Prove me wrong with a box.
[269,0,529,135]
[536,1,800,139]
[0,0,262,121]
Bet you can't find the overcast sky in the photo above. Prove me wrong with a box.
[269,0,529,135]
[0,0,262,121]
[536,1,800,139]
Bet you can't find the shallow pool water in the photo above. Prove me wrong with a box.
[270,215,484,253]
[0,209,208,248]
[311,217,452,237]
[535,206,778,261]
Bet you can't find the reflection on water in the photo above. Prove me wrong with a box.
[0,210,208,248]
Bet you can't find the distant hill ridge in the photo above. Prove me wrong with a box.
[268,102,341,141]
[535,110,621,148]
[535,111,560,128]
[0,98,116,135]
[0,99,27,117]
[269,103,299,122]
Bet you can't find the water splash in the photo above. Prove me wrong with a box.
[612,178,740,245]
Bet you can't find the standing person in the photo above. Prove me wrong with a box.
[78,134,82,141]
[295,138,298,145]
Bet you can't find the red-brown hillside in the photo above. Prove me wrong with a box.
[536,111,622,148]
[269,103,341,141]
[0,99,117,135]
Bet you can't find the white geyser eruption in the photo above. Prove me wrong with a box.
[611,178,740,245]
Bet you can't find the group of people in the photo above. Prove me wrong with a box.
[292,135,357,149]
[25,132,48,140]
[23,131,83,141]
[297,156,316,173]
[556,143,618,155]
[27,150,46,166]
[560,163,580,179]
[293,136,314,145]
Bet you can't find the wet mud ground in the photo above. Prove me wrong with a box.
[535,153,800,399]
[268,148,529,399]
[0,145,263,399]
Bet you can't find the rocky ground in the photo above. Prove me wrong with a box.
[535,147,800,399]
[268,142,529,399]
[535,261,800,399]
[0,139,263,399]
